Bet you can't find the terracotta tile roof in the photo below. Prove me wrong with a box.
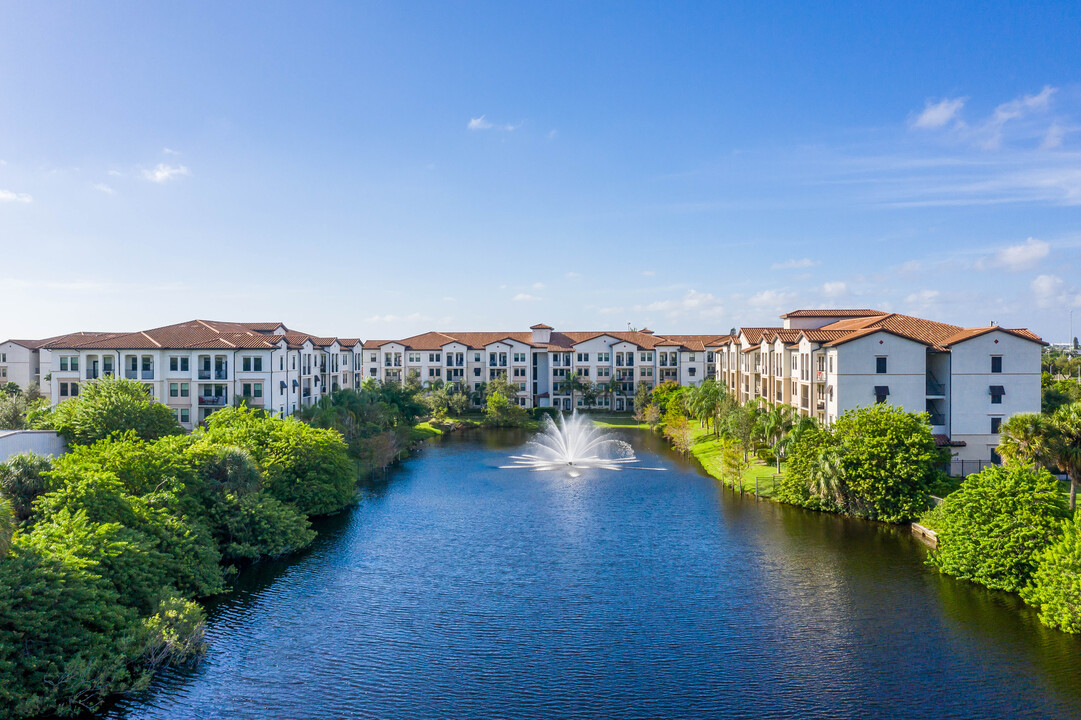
[529,323,553,330]
[933,434,967,447]
[762,329,803,345]
[940,326,1047,347]
[800,329,855,343]
[817,313,964,350]
[43,320,300,351]
[658,334,731,351]
[739,327,783,345]
[779,309,885,319]
[6,332,122,350]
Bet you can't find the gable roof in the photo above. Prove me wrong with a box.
[779,309,885,319]
[940,326,1048,347]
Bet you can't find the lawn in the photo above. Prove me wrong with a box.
[685,421,785,499]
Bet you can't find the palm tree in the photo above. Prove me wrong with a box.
[807,445,845,508]
[687,379,722,434]
[1050,403,1081,511]
[755,404,797,471]
[563,372,584,411]
[997,413,1052,466]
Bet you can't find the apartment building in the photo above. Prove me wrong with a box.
[4,320,363,430]
[363,324,730,411]
[717,309,1045,465]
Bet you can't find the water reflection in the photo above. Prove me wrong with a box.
[102,430,1081,720]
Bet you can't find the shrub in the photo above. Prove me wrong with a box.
[531,406,560,421]
[0,452,53,522]
[929,464,1068,592]
[832,404,947,523]
[141,594,207,669]
[44,377,183,446]
[1021,512,1081,633]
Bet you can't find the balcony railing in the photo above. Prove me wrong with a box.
[198,370,211,379]
[198,396,227,406]
[87,370,99,380]
[125,370,138,379]
[142,370,153,380]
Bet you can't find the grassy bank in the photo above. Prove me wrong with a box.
[681,422,786,499]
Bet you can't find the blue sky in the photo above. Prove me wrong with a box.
[1,1,1079,341]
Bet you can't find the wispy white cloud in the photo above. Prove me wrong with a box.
[976,237,1050,271]
[0,189,32,203]
[822,281,847,298]
[1042,122,1067,150]
[977,86,1057,149]
[532,282,546,290]
[904,289,940,313]
[1032,274,1081,308]
[468,115,493,130]
[635,289,725,319]
[747,289,797,310]
[162,147,181,155]
[641,270,656,276]
[468,115,522,132]
[911,97,966,129]
[513,293,542,302]
[143,164,190,183]
[771,258,819,270]
[565,272,582,280]
[92,183,115,195]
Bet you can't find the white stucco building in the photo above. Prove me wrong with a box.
[6,320,363,430]
[717,309,1045,469]
[363,324,729,411]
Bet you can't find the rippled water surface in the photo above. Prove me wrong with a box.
[105,430,1081,719]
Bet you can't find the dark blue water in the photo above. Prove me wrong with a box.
[105,430,1081,719]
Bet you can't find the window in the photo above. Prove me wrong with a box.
[70,382,79,397]
[243,357,251,372]
[514,352,526,363]
[874,385,889,404]
[59,382,69,397]
[253,383,263,398]
[688,353,696,362]
[181,383,189,397]
[990,385,1005,405]
[179,408,190,423]
[598,352,610,363]
[991,356,1002,373]
[0,368,5,378]
[0,353,4,362]
[876,357,887,374]
[991,417,1002,434]
[59,357,69,371]
[689,367,697,376]
[474,353,481,362]
[170,382,179,397]
[243,383,252,396]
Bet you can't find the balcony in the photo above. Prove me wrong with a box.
[125,370,138,379]
[815,370,825,382]
[87,370,99,380]
[198,395,227,406]
[142,370,154,380]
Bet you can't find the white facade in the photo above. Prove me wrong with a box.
[717,310,1046,468]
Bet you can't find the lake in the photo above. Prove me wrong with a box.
[103,429,1081,719]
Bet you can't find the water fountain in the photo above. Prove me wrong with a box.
[500,410,654,477]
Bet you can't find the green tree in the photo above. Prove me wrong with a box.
[754,404,796,470]
[1022,511,1081,633]
[0,545,143,718]
[0,452,52,522]
[201,407,356,517]
[632,381,651,415]
[832,404,946,523]
[44,376,183,446]
[0,498,13,557]
[929,464,1067,592]
[483,392,527,427]
[997,412,1053,467]
[561,372,585,409]
[776,419,834,509]
[1049,402,1081,511]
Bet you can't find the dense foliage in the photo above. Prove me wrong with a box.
[830,404,946,522]
[928,464,1068,592]
[0,378,358,718]
[42,376,184,445]
[1021,511,1081,633]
